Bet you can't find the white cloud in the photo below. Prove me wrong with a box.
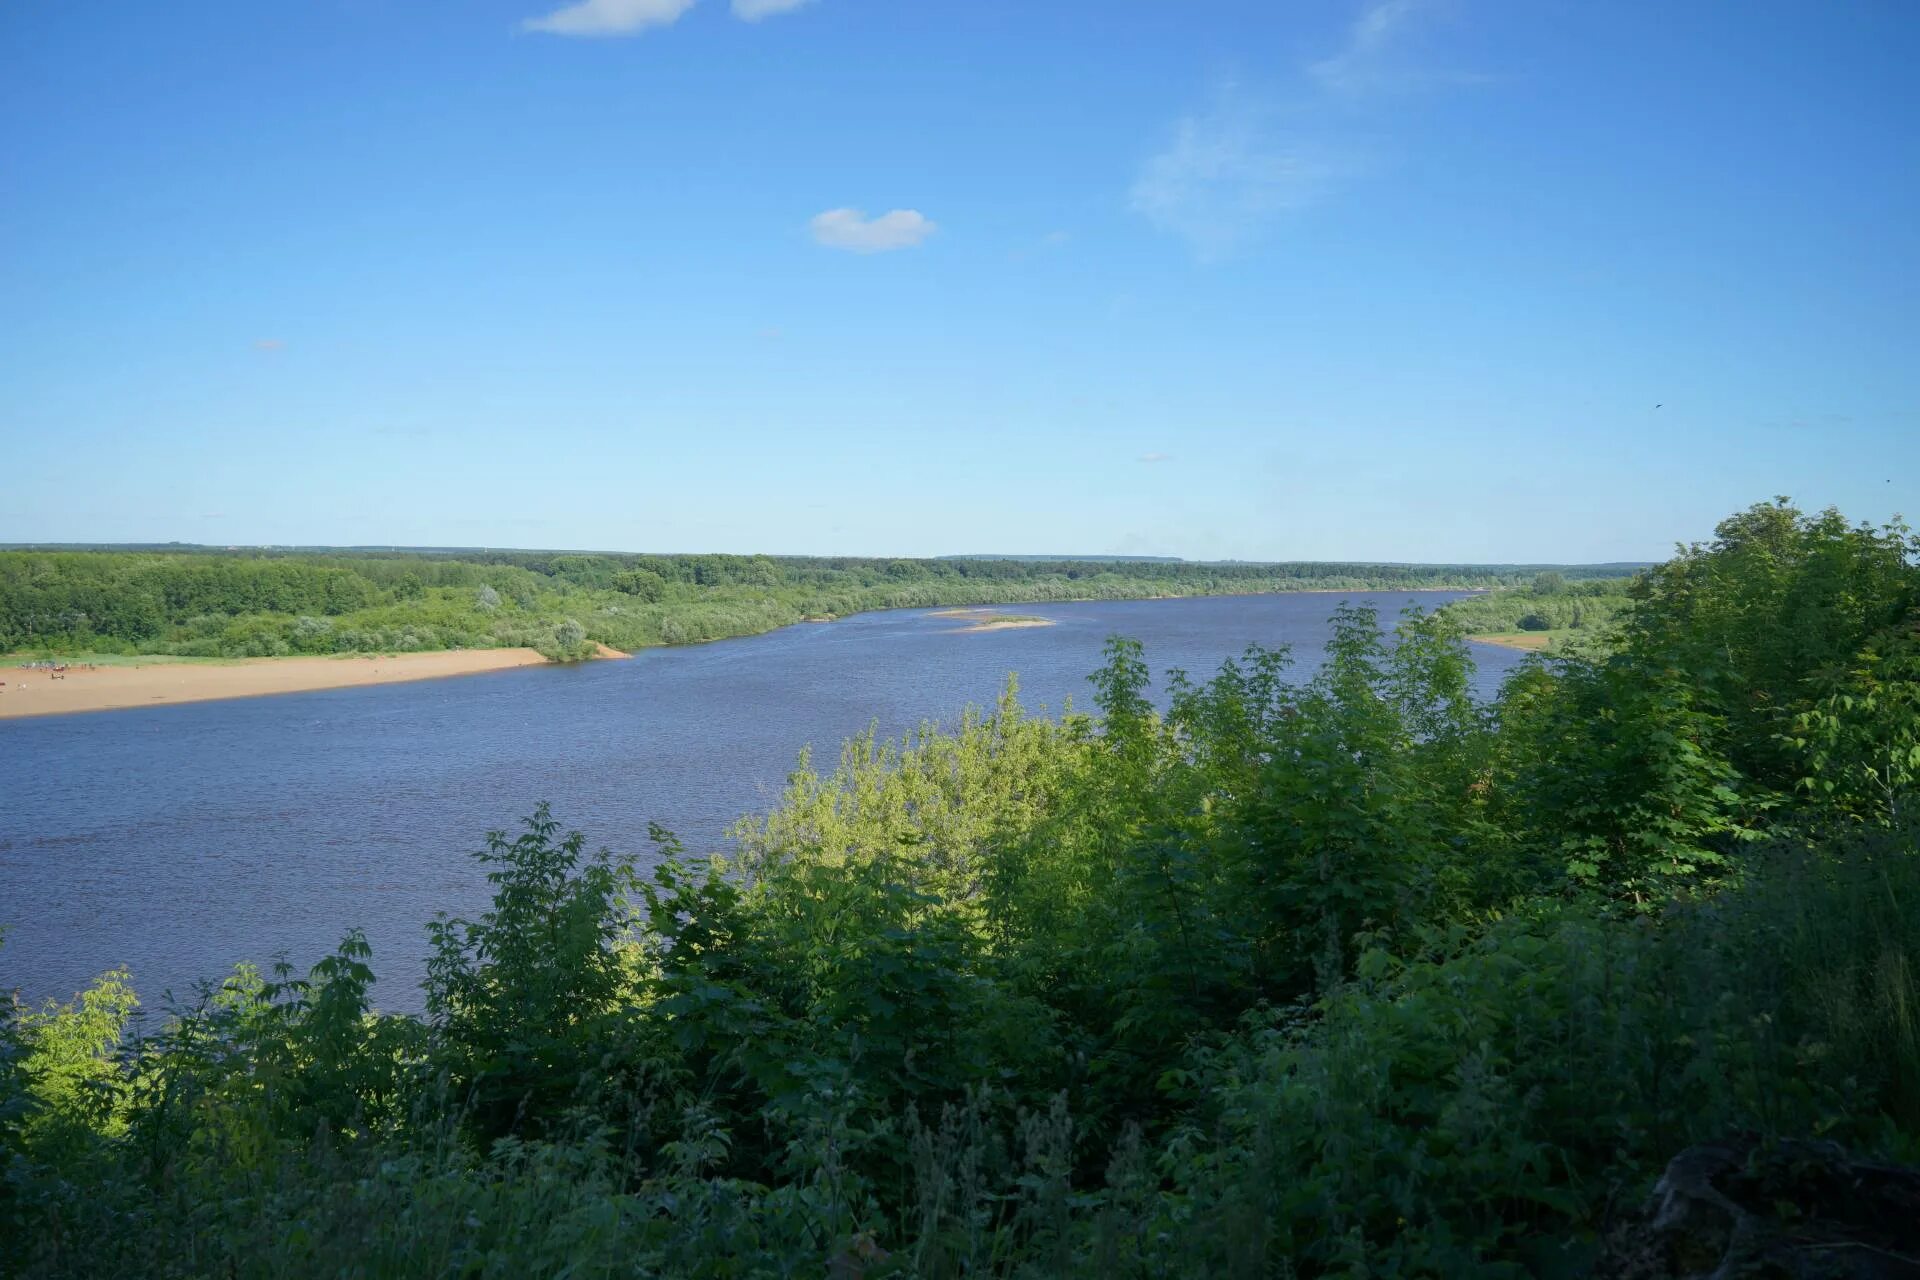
[1312,0,1481,94]
[1310,0,1416,89]
[523,0,695,37]
[1008,229,1072,262]
[1132,0,1477,258]
[1129,83,1346,261]
[1138,452,1173,464]
[253,338,285,351]
[732,0,814,20]
[809,207,937,253]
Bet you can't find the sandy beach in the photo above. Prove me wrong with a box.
[930,608,1056,633]
[0,649,562,719]
[956,618,1055,632]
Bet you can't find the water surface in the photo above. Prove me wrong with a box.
[0,594,1528,1012]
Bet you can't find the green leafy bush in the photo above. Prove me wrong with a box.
[2,499,1916,1277]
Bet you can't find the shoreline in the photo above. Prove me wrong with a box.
[0,648,595,720]
[1,586,1490,720]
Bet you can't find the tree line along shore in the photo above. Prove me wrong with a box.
[4,499,1918,1276]
[1,547,1636,665]
[0,549,1640,716]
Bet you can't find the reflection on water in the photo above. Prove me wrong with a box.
[0,593,1528,1012]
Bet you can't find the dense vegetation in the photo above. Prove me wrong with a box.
[0,547,1631,662]
[4,499,1917,1277]
[1436,570,1636,642]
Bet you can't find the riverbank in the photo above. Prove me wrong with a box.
[0,587,1483,718]
[0,648,575,718]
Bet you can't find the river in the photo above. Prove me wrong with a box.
[0,593,1530,1014]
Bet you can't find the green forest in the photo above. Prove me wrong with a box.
[1436,573,1637,646]
[4,499,1919,1277]
[0,546,1631,662]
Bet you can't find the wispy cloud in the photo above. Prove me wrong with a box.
[1311,0,1427,91]
[522,0,694,37]
[1129,82,1347,261]
[1764,412,1855,430]
[522,0,817,35]
[732,0,813,20]
[1009,229,1072,262]
[809,207,936,253]
[252,338,285,351]
[1138,451,1173,464]
[1132,0,1474,259]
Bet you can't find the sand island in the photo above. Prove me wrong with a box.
[929,608,1057,633]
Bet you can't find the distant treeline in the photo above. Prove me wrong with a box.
[0,548,1634,660]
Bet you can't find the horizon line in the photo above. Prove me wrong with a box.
[0,540,1656,571]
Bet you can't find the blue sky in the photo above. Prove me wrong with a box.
[2,1,1915,562]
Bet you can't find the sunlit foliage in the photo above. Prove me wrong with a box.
[2,545,1628,660]
[2,500,1915,1276]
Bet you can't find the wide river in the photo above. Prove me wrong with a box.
[0,593,1528,1014]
